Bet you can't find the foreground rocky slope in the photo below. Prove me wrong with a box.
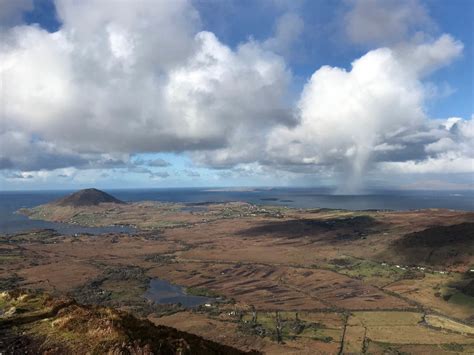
[0,290,259,355]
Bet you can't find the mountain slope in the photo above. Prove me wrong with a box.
[0,290,259,355]
[54,188,125,207]
[390,222,474,267]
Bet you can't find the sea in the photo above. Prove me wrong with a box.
[1,187,473,235]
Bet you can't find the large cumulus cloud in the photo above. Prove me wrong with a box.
[263,35,466,192]
[1,0,292,171]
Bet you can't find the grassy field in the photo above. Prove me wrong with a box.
[327,256,420,286]
[347,311,423,326]
[386,273,474,321]
[425,315,474,335]
[346,311,474,347]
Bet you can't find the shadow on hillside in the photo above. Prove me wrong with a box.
[395,222,474,248]
[237,216,380,241]
[391,222,474,266]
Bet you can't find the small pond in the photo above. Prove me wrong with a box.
[180,205,209,213]
[145,279,214,308]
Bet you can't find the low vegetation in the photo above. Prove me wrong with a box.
[186,286,221,298]
[238,311,338,344]
[328,256,424,286]
[0,290,258,354]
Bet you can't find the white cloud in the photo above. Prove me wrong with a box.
[266,47,424,191]
[360,116,474,176]
[344,0,433,45]
[379,153,473,174]
[263,12,304,58]
[1,0,292,168]
[134,158,171,167]
[0,0,33,28]
[264,37,467,192]
[163,31,292,149]
[395,34,463,77]
[183,169,200,177]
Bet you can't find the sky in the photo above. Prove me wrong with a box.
[0,0,472,191]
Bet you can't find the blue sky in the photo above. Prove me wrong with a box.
[0,0,472,191]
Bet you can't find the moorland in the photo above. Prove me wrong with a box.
[1,188,473,354]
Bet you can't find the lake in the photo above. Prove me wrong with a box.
[145,279,214,308]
